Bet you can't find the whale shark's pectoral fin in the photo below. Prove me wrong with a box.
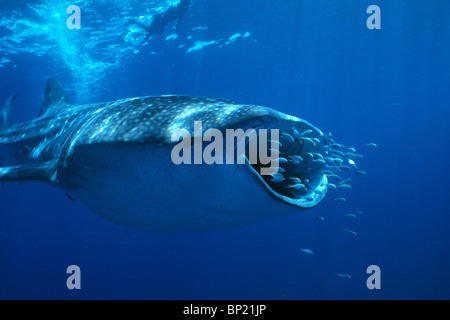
[0,159,58,183]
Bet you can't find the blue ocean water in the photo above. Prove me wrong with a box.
[0,0,449,300]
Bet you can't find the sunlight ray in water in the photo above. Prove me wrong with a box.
[0,0,255,102]
[0,1,174,99]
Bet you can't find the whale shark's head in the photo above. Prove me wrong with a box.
[155,100,331,210]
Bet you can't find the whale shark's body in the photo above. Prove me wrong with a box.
[0,79,335,233]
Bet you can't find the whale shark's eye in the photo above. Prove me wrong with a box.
[246,123,328,208]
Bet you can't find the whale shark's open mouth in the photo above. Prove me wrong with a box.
[246,121,329,208]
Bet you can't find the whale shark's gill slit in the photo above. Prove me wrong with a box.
[246,123,328,208]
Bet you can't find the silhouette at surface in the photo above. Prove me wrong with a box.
[123,0,191,43]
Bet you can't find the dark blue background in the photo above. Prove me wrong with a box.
[0,0,449,299]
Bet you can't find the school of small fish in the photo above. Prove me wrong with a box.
[266,127,372,205]
[291,129,376,284]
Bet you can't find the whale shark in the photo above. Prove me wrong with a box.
[0,78,355,233]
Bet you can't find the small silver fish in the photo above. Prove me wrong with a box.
[313,159,326,165]
[269,140,282,148]
[344,214,356,219]
[327,174,342,180]
[312,137,320,144]
[278,157,288,164]
[336,273,352,279]
[301,129,313,137]
[281,132,295,142]
[355,170,366,175]
[290,177,302,184]
[348,158,358,168]
[271,173,285,183]
[343,229,358,236]
[335,197,346,202]
[331,150,344,155]
[299,248,314,255]
[343,152,356,157]
[289,155,303,162]
[332,143,342,149]
[338,184,352,189]
[366,142,377,147]
[302,137,315,145]
[269,148,280,155]
[288,183,306,190]
[313,152,324,159]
